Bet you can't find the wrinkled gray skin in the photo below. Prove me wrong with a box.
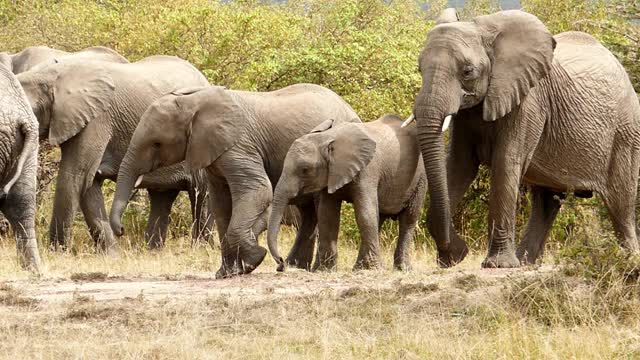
[0,45,128,74]
[0,45,128,232]
[268,114,427,272]
[111,84,360,278]
[0,64,41,271]
[17,56,213,254]
[413,9,640,268]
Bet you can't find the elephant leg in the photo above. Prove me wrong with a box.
[433,134,478,267]
[602,146,640,252]
[353,189,381,270]
[516,186,561,264]
[79,178,117,255]
[481,153,522,269]
[188,184,213,246]
[50,126,108,250]
[144,189,180,249]
[2,172,40,271]
[313,193,341,272]
[208,179,231,251]
[215,173,271,279]
[394,183,426,271]
[286,202,318,271]
[0,211,10,236]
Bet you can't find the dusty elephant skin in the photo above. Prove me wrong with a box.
[0,45,128,74]
[0,45,128,235]
[110,84,361,278]
[411,9,640,268]
[17,55,213,254]
[0,64,42,271]
[268,114,427,272]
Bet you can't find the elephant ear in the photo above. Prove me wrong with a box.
[50,64,115,145]
[326,124,376,194]
[0,53,12,72]
[435,8,459,25]
[310,119,335,133]
[475,10,556,122]
[184,87,248,170]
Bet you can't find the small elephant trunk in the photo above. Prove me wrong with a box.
[267,180,296,272]
[109,151,138,237]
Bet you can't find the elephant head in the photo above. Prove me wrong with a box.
[409,9,555,265]
[267,120,376,269]
[16,62,116,145]
[110,86,248,236]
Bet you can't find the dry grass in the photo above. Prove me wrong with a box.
[0,194,639,358]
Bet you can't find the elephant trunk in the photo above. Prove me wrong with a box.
[267,179,297,272]
[110,150,139,237]
[414,81,460,264]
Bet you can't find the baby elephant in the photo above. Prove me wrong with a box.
[267,114,427,271]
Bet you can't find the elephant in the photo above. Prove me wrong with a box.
[17,55,212,254]
[406,9,640,268]
[0,45,128,74]
[267,114,427,272]
[0,63,41,271]
[109,84,361,278]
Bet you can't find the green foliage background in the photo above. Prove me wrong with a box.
[0,0,638,254]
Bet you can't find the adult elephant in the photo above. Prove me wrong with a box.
[0,45,128,74]
[17,56,212,253]
[109,84,360,278]
[0,63,41,271]
[406,9,640,267]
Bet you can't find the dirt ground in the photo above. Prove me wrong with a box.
[9,265,550,304]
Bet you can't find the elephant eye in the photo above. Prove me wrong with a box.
[462,65,475,79]
[299,165,311,176]
[152,142,161,149]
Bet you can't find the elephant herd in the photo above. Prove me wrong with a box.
[1,9,639,278]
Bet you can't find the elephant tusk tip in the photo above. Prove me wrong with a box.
[134,175,144,188]
[442,115,453,132]
[401,113,415,128]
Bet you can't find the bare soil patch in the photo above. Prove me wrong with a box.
[5,266,552,305]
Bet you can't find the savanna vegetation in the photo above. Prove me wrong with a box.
[1,0,640,358]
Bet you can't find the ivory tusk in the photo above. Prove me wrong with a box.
[134,175,144,188]
[442,115,453,132]
[401,113,415,128]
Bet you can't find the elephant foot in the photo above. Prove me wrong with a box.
[147,238,164,251]
[17,239,41,274]
[353,257,382,271]
[481,251,520,268]
[285,255,313,271]
[437,239,469,268]
[393,260,412,272]
[516,247,540,266]
[216,246,267,279]
[312,257,337,272]
[312,263,337,272]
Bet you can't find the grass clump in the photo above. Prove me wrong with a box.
[507,218,640,326]
[0,283,39,307]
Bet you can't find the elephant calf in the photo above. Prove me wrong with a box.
[0,64,41,270]
[109,84,361,278]
[268,114,427,271]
